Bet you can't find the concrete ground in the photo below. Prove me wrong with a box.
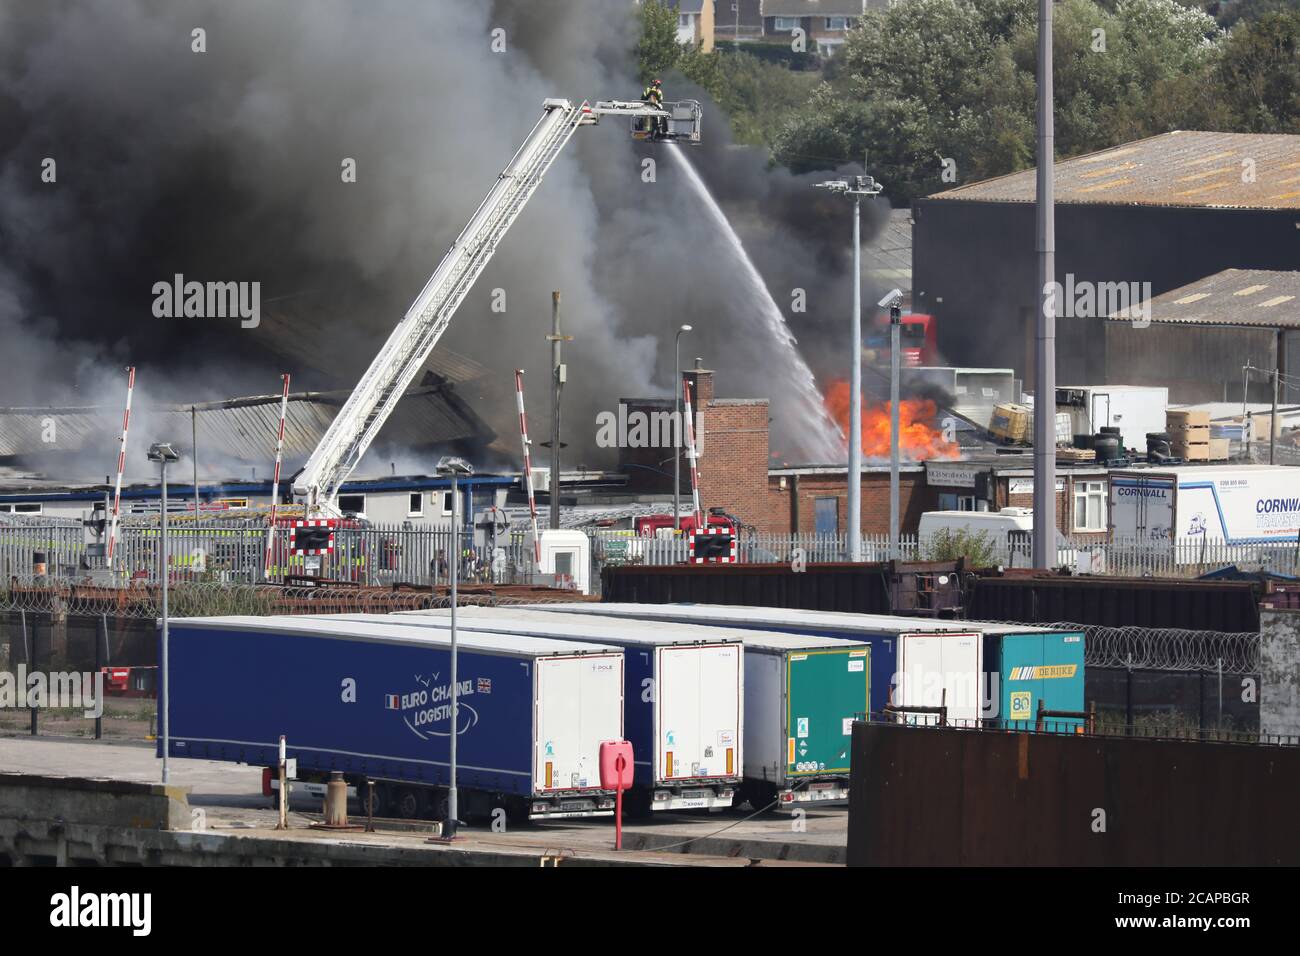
[0,734,847,865]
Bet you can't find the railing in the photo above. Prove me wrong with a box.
[0,517,539,588]
[587,530,922,567]
[4,516,1298,586]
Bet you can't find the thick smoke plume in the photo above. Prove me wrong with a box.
[0,0,890,480]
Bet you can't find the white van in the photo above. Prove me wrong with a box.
[918,508,1088,569]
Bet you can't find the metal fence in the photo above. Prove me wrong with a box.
[587,530,921,567]
[4,515,1298,586]
[0,516,539,588]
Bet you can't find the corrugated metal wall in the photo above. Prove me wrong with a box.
[599,563,964,613]
[968,575,1261,631]
[847,722,1300,865]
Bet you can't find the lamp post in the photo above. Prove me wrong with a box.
[673,324,693,531]
[1032,0,1057,569]
[814,175,883,560]
[436,455,473,839]
[148,441,180,784]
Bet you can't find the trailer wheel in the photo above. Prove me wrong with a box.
[740,781,778,814]
[393,786,423,820]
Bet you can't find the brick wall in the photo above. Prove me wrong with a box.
[767,471,935,536]
[697,398,770,528]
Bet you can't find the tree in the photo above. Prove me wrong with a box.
[635,0,682,85]
[773,0,1228,202]
[1216,10,1300,132]
[922,528,1002,567]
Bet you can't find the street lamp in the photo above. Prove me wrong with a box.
[148,441,180,785]
[1032,0,1057,570]
[673,324,693,531]
[814,175,883,560]
[436,454,473,839]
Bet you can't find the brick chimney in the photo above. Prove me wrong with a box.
[683,358,714,405]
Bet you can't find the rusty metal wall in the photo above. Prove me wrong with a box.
[968,574,1261,631]
[601,563,893,611]
[600,562,964,613]
[847,722,1300,866]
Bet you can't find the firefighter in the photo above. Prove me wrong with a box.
[641,78,666,137]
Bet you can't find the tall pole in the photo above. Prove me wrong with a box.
[447,471,459,839]
[191,406,199,517]
[107,366,135,573]
[889,300,901,559]
[549,292,562,531]
[514,370,542,568]
[675,335,682,531]
[849,195,862,562]
[682,377,704,527]
[265,373,291,578]
[1270,330,1279,465]
[1032,0,1057,570]
[160,457,170,785]
[673,326,692,530]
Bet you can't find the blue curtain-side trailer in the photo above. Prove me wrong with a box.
[159,615,624,821]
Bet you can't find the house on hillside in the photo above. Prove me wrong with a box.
[674,0,716,51]
[759,0,868,54]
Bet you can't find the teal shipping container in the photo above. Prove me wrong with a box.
[983,629,1086,728]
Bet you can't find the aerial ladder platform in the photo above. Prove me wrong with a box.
[293,97,701,514]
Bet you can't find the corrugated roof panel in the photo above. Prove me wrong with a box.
[1105,269,1300,329]
[930,131,1300,210]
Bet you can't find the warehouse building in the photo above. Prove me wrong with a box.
[913,131,1300,397]
[1103,268,1299,406]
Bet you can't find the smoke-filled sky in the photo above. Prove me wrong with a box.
[0,0,888,477]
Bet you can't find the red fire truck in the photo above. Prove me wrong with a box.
[864,313,937,367]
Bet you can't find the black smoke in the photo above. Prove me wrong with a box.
[0,0,893,477]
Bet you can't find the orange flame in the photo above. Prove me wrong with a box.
[823,380,960,461]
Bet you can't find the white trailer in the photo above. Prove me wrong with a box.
[320,609,744,812]
[1056,385,1169,453]
[1109,465,1300,552]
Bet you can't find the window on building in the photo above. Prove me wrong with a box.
[407,492,425,517]
[826,16,847,30]
[1073,481,1107,531]
[0,502,42,514]
[679,14,691,28]
[337,494,366,516]
[439,490,455,516]
[938,493,987,512]
[814,496,839,535]
[773,16,799,31]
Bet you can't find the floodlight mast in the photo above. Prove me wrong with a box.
[293,98,702,516]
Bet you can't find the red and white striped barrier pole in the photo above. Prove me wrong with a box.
[682,376,703,528]
[106,366,135,572]
[515,370,542,566]
[264,373,291,577]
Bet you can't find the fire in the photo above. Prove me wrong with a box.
[823,380,960,461]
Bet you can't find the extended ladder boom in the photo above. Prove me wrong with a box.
[294,99,590,512]
[294,98,701,513]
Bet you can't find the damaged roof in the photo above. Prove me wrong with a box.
[0,384,495,464]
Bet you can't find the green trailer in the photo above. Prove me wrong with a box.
[738,634,870,811]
